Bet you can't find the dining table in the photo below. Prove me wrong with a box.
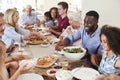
[13,26,93,80]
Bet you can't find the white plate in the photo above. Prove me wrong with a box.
[19,58,37,68]
[11,51,32,56]
[17,73,44,80]
[36,55,58,68]
[72,67,100,80]
[40,42,50,47]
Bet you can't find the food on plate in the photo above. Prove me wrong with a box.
[63,47,83,53]
[42,42,49,45]
[49,70,56,74]
[36,55,58,67]
[46,69,57,76]
[26,35,43,44]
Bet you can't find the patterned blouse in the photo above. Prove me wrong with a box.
[98,51,120,74]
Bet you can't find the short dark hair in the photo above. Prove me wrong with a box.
[58,1,68,12]
[100,25,120,54]
[44,11,52,19]
[86,10,99,20]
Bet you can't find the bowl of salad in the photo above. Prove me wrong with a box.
[62,46,86,61]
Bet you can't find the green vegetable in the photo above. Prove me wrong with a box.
[63,48,83,53]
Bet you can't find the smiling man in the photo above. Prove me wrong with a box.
[55,11,103,68]
[48,1,70,37]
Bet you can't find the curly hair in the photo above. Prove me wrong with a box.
[100,25,120,54]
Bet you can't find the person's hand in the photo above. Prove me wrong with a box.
[55,40,65,51]
[8,61,19,69]
[18,62,33,74]
[48,27,54,33]
[21,55,33,59]
[109,73,120,80]
[90,54,99,67]
[55,39,69,51]
[66,27,73,34]
[7,44,16,52]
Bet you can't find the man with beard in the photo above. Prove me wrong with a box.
[55,11,103,68]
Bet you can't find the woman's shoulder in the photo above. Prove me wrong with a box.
[5,26,15,31]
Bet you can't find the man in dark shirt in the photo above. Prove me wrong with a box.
[48,1,69,37]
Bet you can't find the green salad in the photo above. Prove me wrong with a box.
[63,47,83,53]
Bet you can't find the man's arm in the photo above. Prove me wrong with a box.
[49,28,61,37]
[55,38,70,51]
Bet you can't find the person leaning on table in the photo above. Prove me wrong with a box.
[55,10,103,68]
[2,8,43,50]
[48,1,70,37]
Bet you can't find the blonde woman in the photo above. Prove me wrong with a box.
[2,8,41,48]
[0,40,32,80]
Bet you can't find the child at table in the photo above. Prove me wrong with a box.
[44,11,54,26]
[0,40,32,80]
[98,25,120,74]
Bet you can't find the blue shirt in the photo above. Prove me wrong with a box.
[19,13,40,26]
[98,51,120,74]
[66,26,102,54]
[45,20,54,26]
[2,26,30,48]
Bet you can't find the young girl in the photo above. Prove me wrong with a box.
[0,40,32,80]
[98,25,120,74]
[44,11,54,26]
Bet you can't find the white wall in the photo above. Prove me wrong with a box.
[40,0,120,27]
[82,0,120,27]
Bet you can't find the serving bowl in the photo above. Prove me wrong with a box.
[61,46,86,61]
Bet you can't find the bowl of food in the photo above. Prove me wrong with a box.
[61,46,86,61]
[55,70,73,80]
[53,65,63,70]
[46,69,57,76]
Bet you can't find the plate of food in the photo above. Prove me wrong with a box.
[72,67,100,80]
[40,42,50,47]
[26,35,43,45]
[36,55,58,68]
[17,73,44,80]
